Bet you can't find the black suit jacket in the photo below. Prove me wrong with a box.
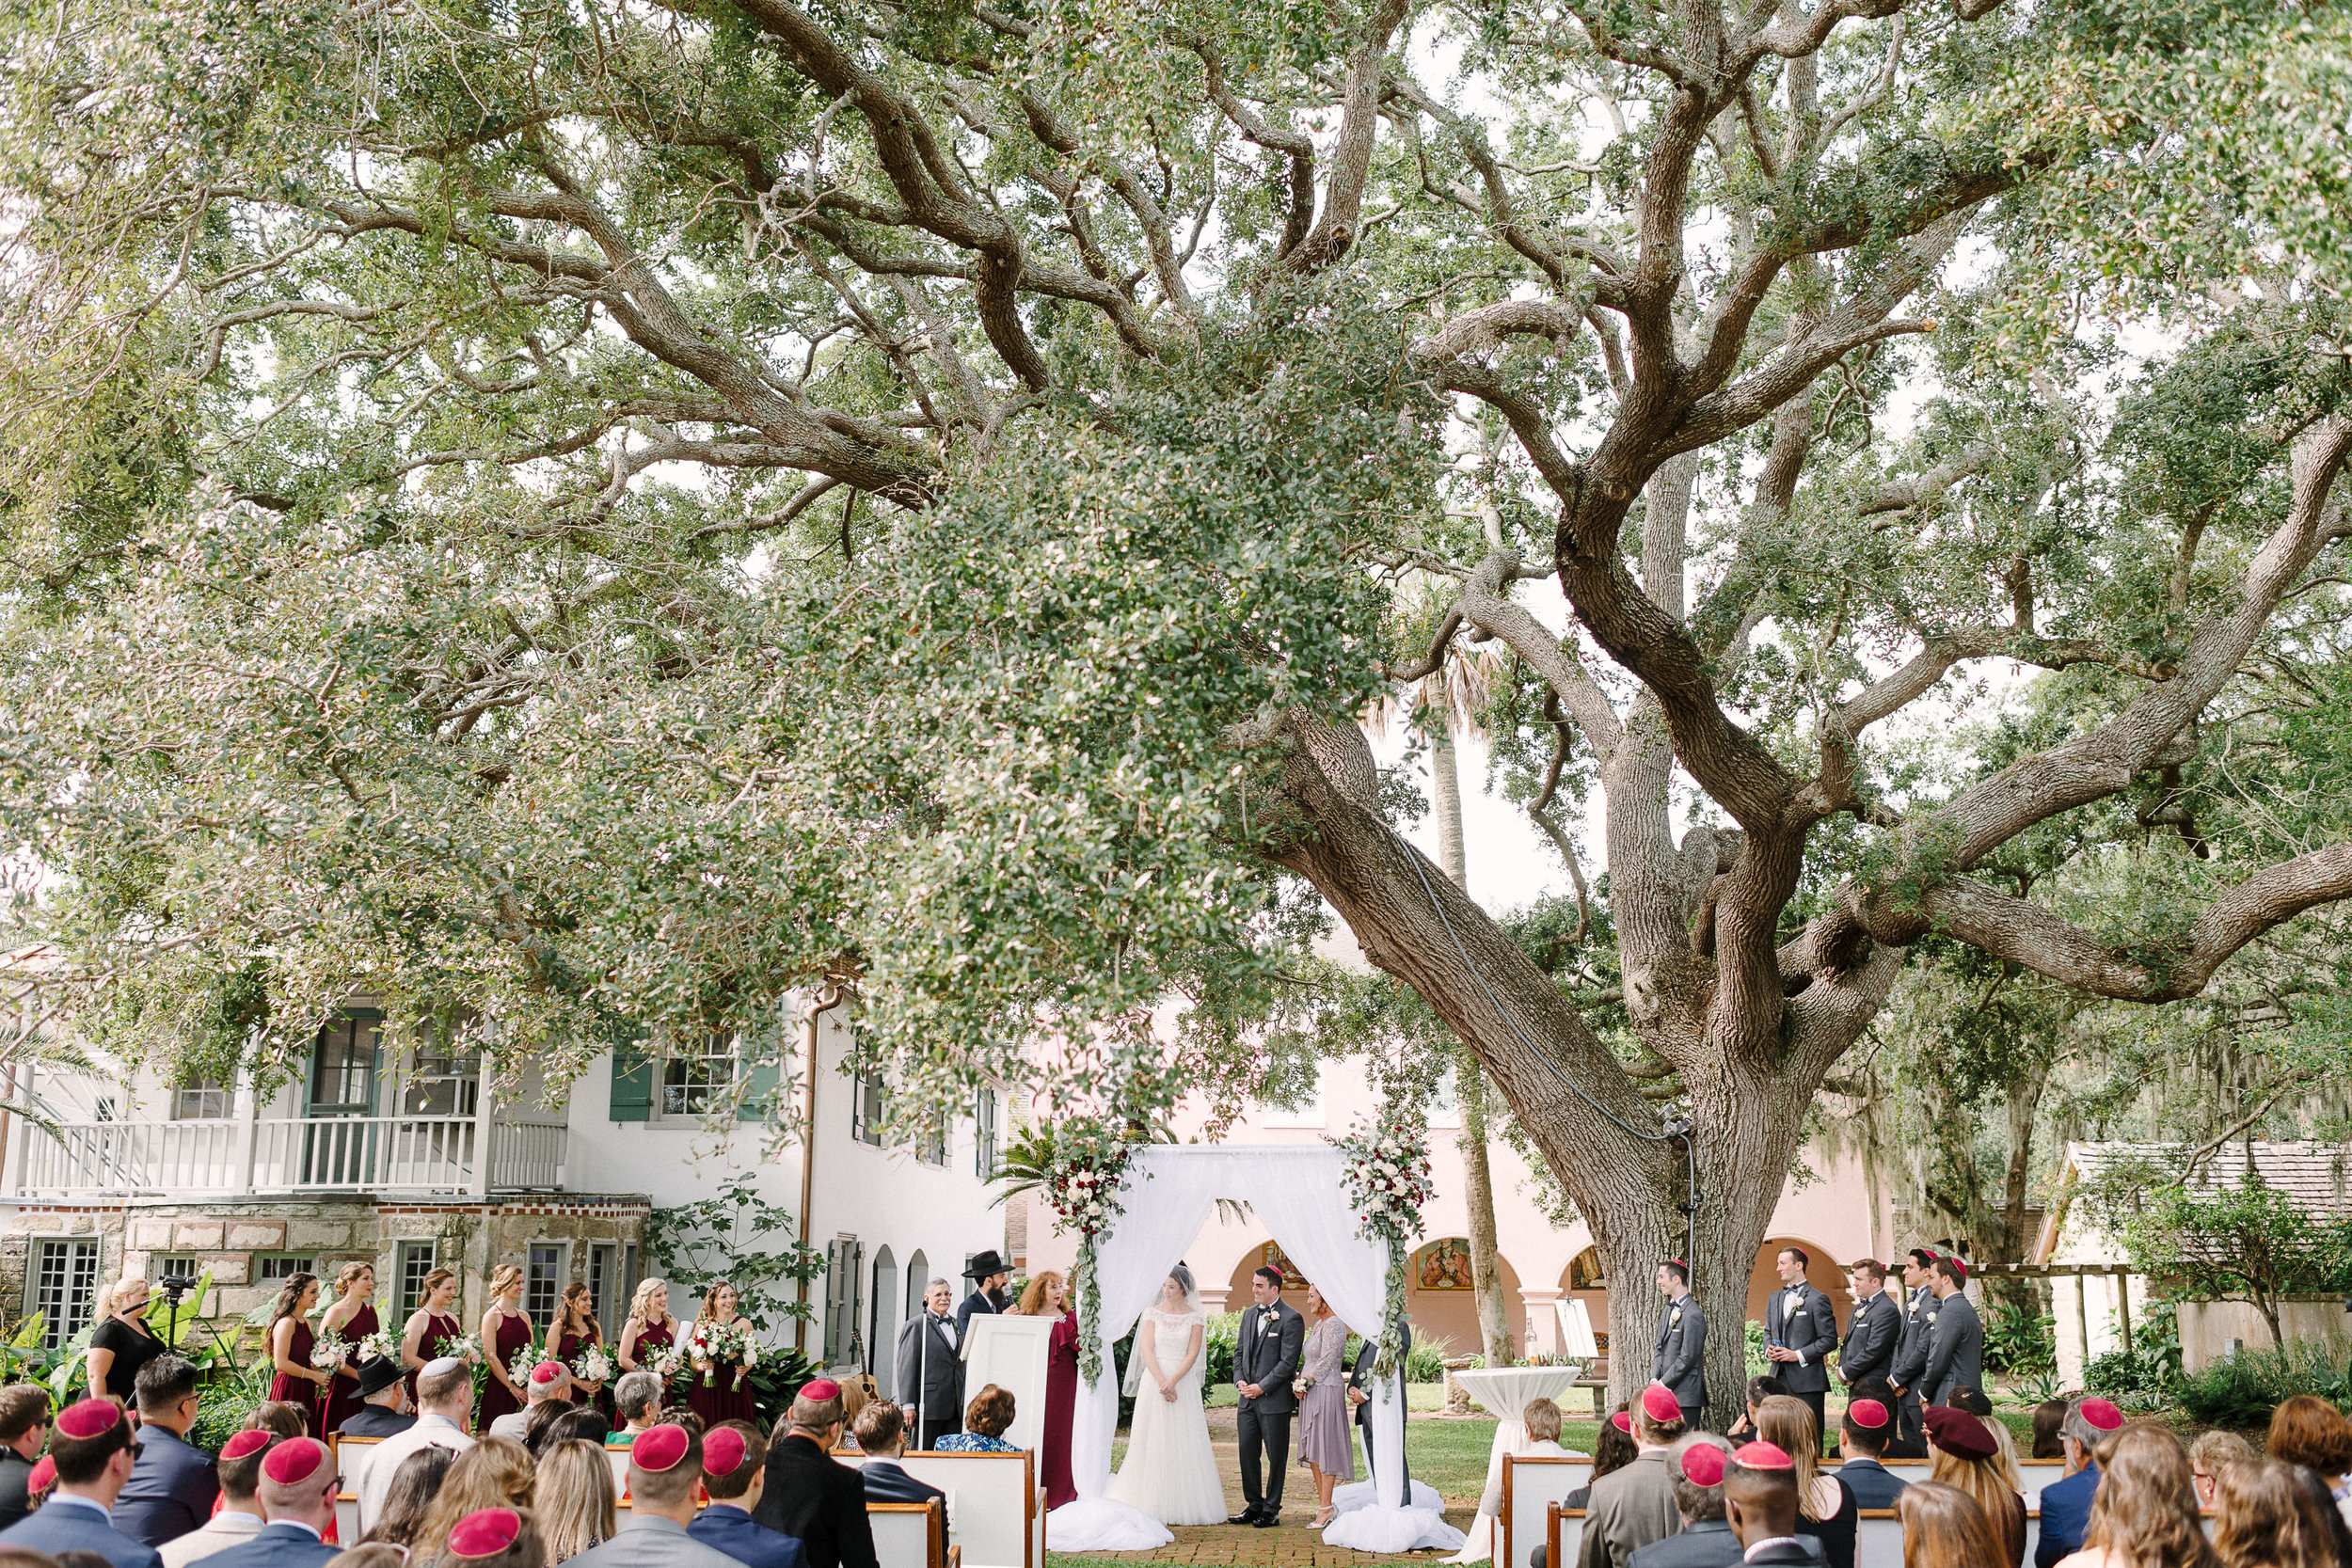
[1234,1302,1305,1417]
[113,1424,221,1546]
[954,1288,1003,1341]
[1347,1322,1411,1490]
[755,1434,878,1568]
[1765,1283,1838,1396]
[1837,1291,1901,1386]
[0,1451,33,1531]
[861,1459,946,1506]
[1888,1286,1934,1392]
[340,1406,417,1438]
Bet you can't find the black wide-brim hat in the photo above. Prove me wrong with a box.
[964,1251,1009,1279]
[354,1355,407,1399]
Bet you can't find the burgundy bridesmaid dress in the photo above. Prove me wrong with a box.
[478,1310,532,1427]
[320,1303,378,1435]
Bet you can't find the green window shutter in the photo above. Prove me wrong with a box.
[737,1057,781,1123]
[610,1041,654,1122]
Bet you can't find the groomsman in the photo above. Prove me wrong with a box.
[1883,1247,1940,1458]
[1760,1248,1836,1440]
[1919,1257,1983,1407]
[1230,1267,1304,1528]
[1836,1260,1901,1394]
[1651,1261,1707,1427]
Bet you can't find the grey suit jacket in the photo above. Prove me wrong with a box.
[1888,1286,1934,1391]
[571,1514,743,1568]
[1651,1296,1706,1406]
[1764,1283,1837,1396]
[1234,1302,1304,1416]
[895,1312,964,1432]
[1837,1290,1901,1386]
[1921,1291,1983,1404]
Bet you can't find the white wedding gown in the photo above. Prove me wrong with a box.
[1105,1307,1227,1525]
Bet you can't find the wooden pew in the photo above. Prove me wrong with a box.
[870,1498,958,1568]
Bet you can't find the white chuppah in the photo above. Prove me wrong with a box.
[1046,1144,1465,1556]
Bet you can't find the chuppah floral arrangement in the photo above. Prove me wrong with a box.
[1329,1106,1433,1376]
[1025,1117,1143,1383]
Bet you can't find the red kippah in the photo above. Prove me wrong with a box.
[56,1399,121,1440]
[705,1426,749,1477]
[2079,1397,2124,1432]
[221,1430,276,1462]
[530,1360,567,1383]
[801,1379,840,1402]
[27,1456,54,1492]
[261,1436,328,1485]
[1640,1385,1683,1423]
[634,1423,691,1473]
[1611,1411,1632,1433]
[1679,1445,1726,1486]
[1948,1257,1968,1279]
[448,1508,524,1559]
[1848,1399,1890,1429]
[1733,1441,1794,1471]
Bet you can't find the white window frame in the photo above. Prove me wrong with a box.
[658,1034,739,1119]
[30,1239,100,1352]
[525,1242,568,1322]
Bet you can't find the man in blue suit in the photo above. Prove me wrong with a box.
[850,1404,945,1506]
[2035,1397,2124,1568]
[0,1396,162,1568]
[199,1436,341,1568]
[114,1354,218,1546]
[691,1422,808,1568]
[1832,1399,1907,1508]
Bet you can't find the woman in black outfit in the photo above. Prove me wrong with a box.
[85,1274,167,1405]
[1761,1395,1856,1568]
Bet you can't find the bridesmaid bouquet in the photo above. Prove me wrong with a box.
[645,1344,684,1384]
[359,1327,406,1363]
[573,1344,614,1383]
[310,1335,351,1371]
[442,1332,485,1363]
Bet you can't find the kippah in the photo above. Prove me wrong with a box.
[262,1436,329,1485]
[56,1398,122,1440]
[1640,1385,1683,1423]
[1848,1399,1890,1429]
[448,1508,524,1559]
[634,1423,691,1473]
[221,1430,276,1462]
[705,1426,749,1477]
[529,1360,567,1384]
[801,1379,840,1402]
[423,1355,467,1378]
[1947,1257,1968,1279]
[27,1456,53,1492]
[1611,1411,1632,1433]
[1265,1265,1285,1282]
[1679,1445,1726,1486]
[1732,1441,1794,1470]
[2079,1397,2124,1431]
[1666,1259,1685,1268]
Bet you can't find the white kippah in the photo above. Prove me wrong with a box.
[422,1356,467,1378]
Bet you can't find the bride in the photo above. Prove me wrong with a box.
[1106,1265,1227,1525]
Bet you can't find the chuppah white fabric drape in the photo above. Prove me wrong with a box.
[1045,1145,1462,1555]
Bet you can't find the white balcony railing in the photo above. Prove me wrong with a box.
[12,1113,568,1199]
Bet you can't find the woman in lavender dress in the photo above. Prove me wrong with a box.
[1295,1284,1355,1528]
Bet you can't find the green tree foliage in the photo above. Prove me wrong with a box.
[2105,1170,2352,1347]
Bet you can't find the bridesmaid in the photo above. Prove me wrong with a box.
[318,1261,378,1436]
[401,1266,466,1403]
[686,1280,757,1429]
[1295,1284,1354,1528]
[478,1263,532,1429]
[556,1281,613,1430]
[265,1274,333,1433]
[617,1277,679,1396]
[1015,1270,1079,1509]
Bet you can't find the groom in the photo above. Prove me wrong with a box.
[1230,1264,1305,1529]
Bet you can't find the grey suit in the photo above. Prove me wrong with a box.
[1349,1320,1411,1494]
[1837,1291,1901,1387]
[1651,1295,1706,1418]
[894,1311,964,1446]
[1234,1299,1305,1518]
[571,1513,742,1568]
[1886,1285,1935,1455]
[1920,1291,1983,1406]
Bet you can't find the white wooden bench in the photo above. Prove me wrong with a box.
[330,1433,379,1541]
[870,1498,959,1568]
[1544,1499,2214,1568]
[831,1447,1044,1568]
[1502,1455,1594,1568]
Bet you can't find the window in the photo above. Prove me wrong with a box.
[93,1096,117,1123]
[175,1077,231,1120]
[916,1110,948,1167]
[310,1015,381,1117]
[974,1088,1000,1179]
[851,1072,884,1147]
[257,1254,317,1282]
[32,1241,99,1351]
[588,1243,618,1331]
[526,1243,564,1322]
[396,1243,438,1317]
[154,1255,201,1287]
[661,1035,737,1117]
[403,1032,479,1117]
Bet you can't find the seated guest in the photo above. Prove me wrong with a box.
[2265,1396,2352,1528]
[2035,1398,2125,1568]
[0,1399,161,1568]
[116,1355,219,1547]
[2030,1401,2069,1462]
[1729,1376,1788,1441]
[1720,1441,1809,1565]
[1924,1406,2024,1568]
[490,1362,573,1443]
[199,1438,340,1568]
[353,1358,475,1530]
[417,1440,536,1549]
[24,1457,54,1513]
[933,1386,1017,1453]
[2052,1425,2212,1568]
[1898,1481,2007,1568]
[533,1439,615,1563]
[2189,1432,2258,1512]
[611,1373,662,1444]
[2212,1457,2334,1568]
[853,1405,943,1507]
[1524,1399,1572,1457]
[338,1360,414,1440]
[354,1447,452,1554]
[158,1432,271,1568]
[1629,1438,1741,1568]
[570,1425,737,1568]
[1578,1386,1687,1568]
[437,1508,546,1568]
[1946,1389,2025,1489]
[754,1382,876,1568]
[541,1409,612,1450]
[690,1424,805,1568]
[1566,1411,1639,1510]
[0,1386,51,1530]
[1837,1399,1908,1508]
[1758,1396,1854,1568]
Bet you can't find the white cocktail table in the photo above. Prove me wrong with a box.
[1443,1365,1586,1564]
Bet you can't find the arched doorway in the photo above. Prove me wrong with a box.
[1747,1237,1848,1323]
[1406,1237,1524,1355]
[870,1246,899,1378]
[906,1250,930,1323]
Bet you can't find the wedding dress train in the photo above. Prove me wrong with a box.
[1105,1307,1228,1526]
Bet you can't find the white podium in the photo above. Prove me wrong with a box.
[960,1313,1056,1451]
